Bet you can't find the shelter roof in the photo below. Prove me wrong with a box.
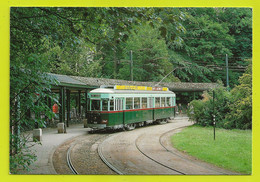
[48,73,89,89]
[49,73,218,92]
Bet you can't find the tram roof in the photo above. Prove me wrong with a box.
[89,88,175,95]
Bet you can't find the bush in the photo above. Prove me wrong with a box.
[188,84,231,128]
[10,54,58,173]
[188,100,212,126]
[188,60,252,130]
[225,72,252,129]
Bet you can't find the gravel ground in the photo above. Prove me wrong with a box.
[98,120,191,175]
[52,137,79,174]
[52,133,116,174]
[70,133,116,175]
[52,117,239,175]
[99,119,239,175]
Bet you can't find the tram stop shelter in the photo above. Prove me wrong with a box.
[49,73,97,131]
[49,73,218,131]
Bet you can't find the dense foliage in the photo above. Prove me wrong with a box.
[10,7,252,173]
[118,23,179,82]
[187,60,252,130]
[225,61,252,129]
[10,7,187,173]
[11,8,252,84]
[171,8,252,86]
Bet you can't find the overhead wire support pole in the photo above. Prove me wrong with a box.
[130,50,133,81]
[226,54,229,90]
[213,90,216,140]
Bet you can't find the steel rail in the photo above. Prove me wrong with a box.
[134,128,186,175]
[66,143,79,175]
[158,125,229,175]
[97,139,124,175]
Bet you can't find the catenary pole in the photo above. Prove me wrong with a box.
[213,90,216,140]
[226,54,229,89]
[130,50,133,81]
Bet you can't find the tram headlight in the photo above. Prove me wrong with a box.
[101,119,108,124]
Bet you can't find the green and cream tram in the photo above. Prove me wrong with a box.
[86,85,176,131]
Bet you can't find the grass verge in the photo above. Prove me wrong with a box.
[171,125,252,174]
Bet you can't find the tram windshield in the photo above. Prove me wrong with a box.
[102,99,108,111]
[91,100,100,111]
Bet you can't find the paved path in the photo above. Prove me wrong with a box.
[21,124,89,174]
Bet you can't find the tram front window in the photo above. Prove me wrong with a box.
[102,99,108,111]
[91,100,100,111]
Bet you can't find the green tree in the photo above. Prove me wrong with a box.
[42,37,102,77]
[9,7,184,172]
[168,8,251,88]
[188,83,231,127]
[118,23,179,82]
[95,8,186,79]
[177,8,235,82]
[188,60,252,130]
[217,8,252,59]
[10,7,88,173]
[10,7,252,172]
[10,54,58,173]
[226,60,252,129]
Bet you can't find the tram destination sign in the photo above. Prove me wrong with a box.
[91,94,101,98]
[114,85,168,91]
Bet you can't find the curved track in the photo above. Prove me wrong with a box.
[98,142,124,174]
[134,128,186,175]
[158,127,238,175]
[53,133,115,175]
[97,125,190,175]
[66,143,79,174]
[98,119,239,175]
[97,120,192,174]
[97,126,186,175]
[54,117,239,175]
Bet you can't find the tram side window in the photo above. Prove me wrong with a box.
[161,97,166,107]
[134,97,140,109]
[91,100,100,111]
[119,99,123,110]
[110,99,114,111]
[155,97,160,108]
[102,99,108,111]
[126,98,133,110]
[172,97,175,106]
[166,97,171,107]
[115,98,123,111]
[142,98,147,109]
[148,97,154,108]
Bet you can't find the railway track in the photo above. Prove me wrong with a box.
[98,142,124,175]
[53,133,115,175]
[66,143,79,174]
[97,120,238,175]
[134,127,186,175]
[62,119,238,175]
[66,133,115,175]
[159,127,242,175]
[97,124,189,175]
